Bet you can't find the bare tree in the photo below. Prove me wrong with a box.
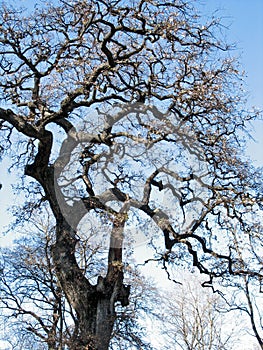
[156,277,240,350]
[241,277,263,349]
[0,212,77,350]
[219,226,263,349]
[0,0,263,349]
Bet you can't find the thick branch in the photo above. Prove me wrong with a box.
[0,108,39,138]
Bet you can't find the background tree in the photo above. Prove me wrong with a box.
[231,276,263,350]
[218,225,263,349]
[0,0,263,349]
[0,211,78,350]
[156,276,240,350]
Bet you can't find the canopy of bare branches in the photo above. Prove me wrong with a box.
[0,1,262,349]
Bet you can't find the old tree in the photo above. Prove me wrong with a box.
[0,0,263,349]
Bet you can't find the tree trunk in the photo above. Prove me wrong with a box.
[51,219,129,350]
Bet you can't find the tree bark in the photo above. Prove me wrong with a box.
[51,218,129,350]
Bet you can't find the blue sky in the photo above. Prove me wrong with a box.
[201,0,263,165]
[201,0,263,107]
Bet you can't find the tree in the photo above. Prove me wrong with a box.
[218,226,263,349]
[232,276,263,350]
[157,277,240,350]
[0,212,80,350]
[0,0,263,349]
